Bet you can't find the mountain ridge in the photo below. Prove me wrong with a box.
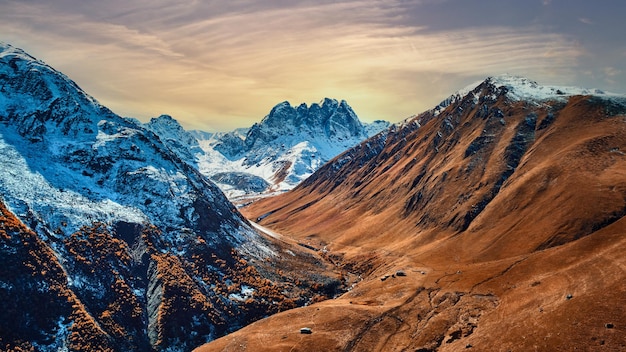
[145,97,390,199]
[208,75,626,351]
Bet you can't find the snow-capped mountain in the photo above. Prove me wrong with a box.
[145,99,390,199]
[0,42,345,351]
[432,74,619,115]
[0,42,252,247]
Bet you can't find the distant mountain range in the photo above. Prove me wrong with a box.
[144,99,389,199]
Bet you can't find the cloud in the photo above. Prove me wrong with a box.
[0,0,588,130]
[1,2,183,58]
[579,17,594,25]
[604,67,622,77]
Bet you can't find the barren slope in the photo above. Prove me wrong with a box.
[197,78,626,351]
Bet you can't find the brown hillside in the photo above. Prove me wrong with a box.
[197,84,626,351]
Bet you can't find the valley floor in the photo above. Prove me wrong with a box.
[196,217,626,351]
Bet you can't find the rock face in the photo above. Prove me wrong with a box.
[226,75,626,351]
[243,98,367,164]
[147,99,390,199]
[144,114,205,164]
[0,42,346,351]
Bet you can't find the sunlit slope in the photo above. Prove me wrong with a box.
[198,76,626,351]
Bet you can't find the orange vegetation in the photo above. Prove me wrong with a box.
[0,202,115,351]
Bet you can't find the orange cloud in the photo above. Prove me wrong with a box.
[0,1,590,131]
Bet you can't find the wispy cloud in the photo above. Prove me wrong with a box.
[0,0,592,130]
[579,17,594,25]
[603,66,622,85]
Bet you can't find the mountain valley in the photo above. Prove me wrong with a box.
[1,41,625,352]
[199,76,626,351]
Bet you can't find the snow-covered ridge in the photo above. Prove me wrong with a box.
[0,41,261,251]
[483,74,619,101]
[145,98,390,199]
[0,42,105,114]
[434,74,624,115]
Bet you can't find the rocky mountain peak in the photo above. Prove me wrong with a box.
[144,114,204,163]
[145,115,188,139]
[0,42,113,142]
[433,74,622,116]
[247,98,365,147]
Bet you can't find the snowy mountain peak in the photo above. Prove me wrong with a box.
[434,74,623,114]
[481,74,612,101]
[254,98,365,142]
[146,114,187,137]
[177,99,390,198]
[0,42,115,142]
[0,42,103,110]
[144,114,204,162]
[0,41,35,62]
[260,98,360,132]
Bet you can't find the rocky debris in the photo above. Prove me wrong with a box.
[381,270,407,281]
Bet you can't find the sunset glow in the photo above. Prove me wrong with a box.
[1,0,624,130]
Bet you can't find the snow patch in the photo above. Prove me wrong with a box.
[229,285,255,301]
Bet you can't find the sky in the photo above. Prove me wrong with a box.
[1,0,625,131]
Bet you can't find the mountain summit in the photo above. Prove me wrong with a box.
[434,74,618,115]
[175,98,390,198]
[248,98,366,145]
[241,98,374,173]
